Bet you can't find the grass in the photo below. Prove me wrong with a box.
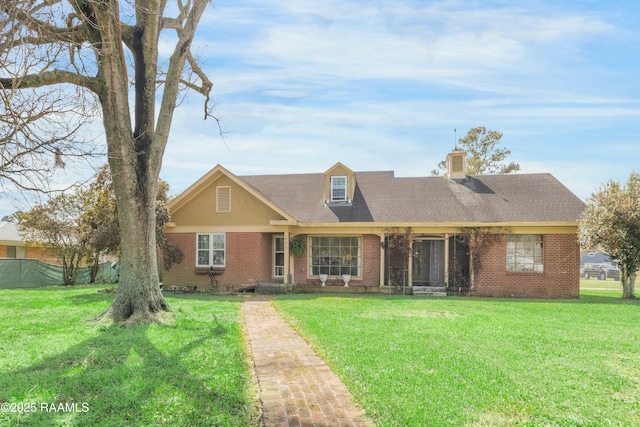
[0,285,256,427]
[273,292,640,426]
[3,284,639,426]
[580,278,624,292]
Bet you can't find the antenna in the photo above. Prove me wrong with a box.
[454,128,457,150]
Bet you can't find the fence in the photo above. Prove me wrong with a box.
[0,259,115,289]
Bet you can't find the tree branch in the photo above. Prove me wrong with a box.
[0,70,98,93]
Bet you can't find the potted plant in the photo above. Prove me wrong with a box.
[289,237,306,257]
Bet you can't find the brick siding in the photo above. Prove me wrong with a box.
[163,232,580,297]
[473,234,580,298]
[162,232,274,290]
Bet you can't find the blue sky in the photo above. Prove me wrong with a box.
[2,0,639,219]
[160,0,640,203]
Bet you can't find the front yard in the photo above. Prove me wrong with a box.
[1,285,639,426]
[0,286,256,426]
[274,291,640,426]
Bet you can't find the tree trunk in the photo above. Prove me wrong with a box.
[90,255,99,284]
[621,264,637,299]
[0,0,211,324]
[62,251,81,286]
[90,1,170,324]
[107,187,168,323]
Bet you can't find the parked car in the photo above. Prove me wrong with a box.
[582,262,620,281]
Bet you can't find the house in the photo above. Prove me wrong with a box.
[0,221,25,259]
[0,221,55,263]
[162,150,586,298]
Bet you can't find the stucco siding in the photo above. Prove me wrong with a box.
[170,175,286,227]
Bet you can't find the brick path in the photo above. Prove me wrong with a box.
[242,298,376,427]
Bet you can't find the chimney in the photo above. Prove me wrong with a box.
[446,149,466,179]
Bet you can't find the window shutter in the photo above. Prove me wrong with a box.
[217,186,231,212]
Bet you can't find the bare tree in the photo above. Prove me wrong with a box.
[0,1,213,324]
[0,85,97,193]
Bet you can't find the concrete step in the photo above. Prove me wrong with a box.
[256,282,295,294]
[412,286,447,297]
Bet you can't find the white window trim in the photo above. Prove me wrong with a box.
[330,176,347,202]
[273,235,285,278]
[196,233,226,267]
[506,234,544,273]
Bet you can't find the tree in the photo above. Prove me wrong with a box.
[19,165,183,285]
[18,193,89,285]
[579,173,640,299]
[155,180,184,272]
[80,164,183,282]
[1,1,213,323]
[80,165,120,283]
[432,127,520,176]
[0,83,97,194]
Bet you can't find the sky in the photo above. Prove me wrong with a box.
[2,0,640,218]
[159,0,640,202]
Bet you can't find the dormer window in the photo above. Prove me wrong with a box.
[331,176,347,202]
[324,163,355,204]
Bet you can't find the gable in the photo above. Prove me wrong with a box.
[168,167,290,228]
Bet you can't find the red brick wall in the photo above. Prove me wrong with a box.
[294,234,381,287]
[473,234,580,298]
[162,232,275,290]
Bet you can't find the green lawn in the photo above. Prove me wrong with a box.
[3,285,639,426]
[0,285,256,426]
[580,278,624,291]
[274,293,640,426]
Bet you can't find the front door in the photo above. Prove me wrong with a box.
[412,240,445,286]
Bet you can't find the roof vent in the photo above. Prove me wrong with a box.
[446,150,466,180]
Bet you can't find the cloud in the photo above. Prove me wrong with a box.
[196,1,614,97]
[157,1,640,203]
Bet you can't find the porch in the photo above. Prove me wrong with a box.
[383,233,470,296]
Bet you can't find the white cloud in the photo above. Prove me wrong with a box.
[103,0,640,211]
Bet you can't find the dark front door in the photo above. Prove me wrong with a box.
[412,240,445,286]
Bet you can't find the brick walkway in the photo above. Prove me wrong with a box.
[242,298,376,427]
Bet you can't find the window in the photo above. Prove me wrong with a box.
[506,235,543,273]
[330,176,347,202]
[217,186,231,212]
[273,236,285,278]
[310,236,361,276]
[196,233,225,267]
[6,246,16,258]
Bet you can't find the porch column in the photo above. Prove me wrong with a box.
[444,234,449,286]
[408,239,413,288]
[284,230,291,284]
[379,233,385,287]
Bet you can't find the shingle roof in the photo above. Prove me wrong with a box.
[241,171,585,224]
[0,221,24,242]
